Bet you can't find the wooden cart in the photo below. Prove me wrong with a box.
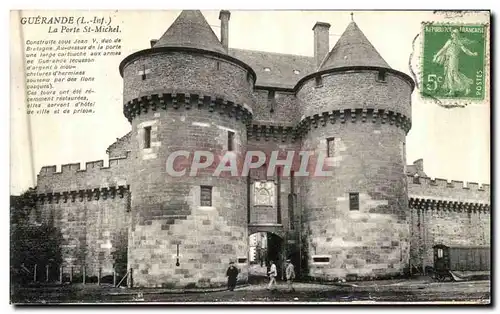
[433,244,490,281]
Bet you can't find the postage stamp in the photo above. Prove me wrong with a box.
[421,23,487,101]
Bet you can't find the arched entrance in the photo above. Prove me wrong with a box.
[248,231,286,283]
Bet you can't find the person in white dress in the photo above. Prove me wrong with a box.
[433,29,478,96]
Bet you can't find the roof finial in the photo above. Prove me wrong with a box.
[350,12,354,22]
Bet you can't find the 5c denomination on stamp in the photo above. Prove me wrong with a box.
[421,23,487,101]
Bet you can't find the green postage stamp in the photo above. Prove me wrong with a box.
[421,23,487,101]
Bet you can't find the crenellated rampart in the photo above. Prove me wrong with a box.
[407,174,490,204]
[36,153,131,194]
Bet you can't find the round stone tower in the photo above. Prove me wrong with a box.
[296,21,414,280]
[119,10,255,288]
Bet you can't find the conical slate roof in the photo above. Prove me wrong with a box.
[153,10,226,54]
[320,21,390,70]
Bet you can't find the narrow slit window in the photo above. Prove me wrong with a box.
[327,137,335,157]
[200,186,212,207]
[228,131,235,151]
[216,61,220,70]
[144,126,151,149]
[349,192,359,211]
[377,70,387,82]
[140,65,151,80]
[268,90,276,113]
[313,256,330,263]
[315,76,323,87]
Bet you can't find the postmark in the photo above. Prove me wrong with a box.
[421,23,487,102]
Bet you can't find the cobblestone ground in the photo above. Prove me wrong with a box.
[11,280,490,304]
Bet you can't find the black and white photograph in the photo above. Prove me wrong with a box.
[9,8,491,305]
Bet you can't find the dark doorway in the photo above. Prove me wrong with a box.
[248,232,284,283]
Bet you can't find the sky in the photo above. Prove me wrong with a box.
[10,10,490,195]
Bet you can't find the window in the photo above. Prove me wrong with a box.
[264,67,271,72]
[327,137,335,157]
[268,90,276,113]
[349,192,359,211]
[227,131,235,151]
[315,76,323,87]
[237,258,247,264]
[144,126,151,149]
[437,248,444,258]
[200,186,212,206]
[293,69,300,75]
[377,70,387,82]
[413,174,420,184]
[216,61,220,70]
[313,256,330,263]
[140,65,151,80]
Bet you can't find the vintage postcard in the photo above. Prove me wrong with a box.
[10,10,490,304]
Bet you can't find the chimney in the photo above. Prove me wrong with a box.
[150,39,158,48]
[312,22,331,68]
[219,10,231,52]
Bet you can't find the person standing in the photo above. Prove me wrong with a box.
[285,259,296,292]
[226,261,239,291]
[267,260,278,291]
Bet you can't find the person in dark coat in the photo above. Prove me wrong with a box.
[226,261,239,291]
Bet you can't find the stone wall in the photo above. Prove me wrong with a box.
[297,70,412,120]
[37,156,131,194]
[408,176,490,203]
[408,175,490,272]
[127,108,249,288]
[251,89,299,124]
[122,52,254,109]
[37,193,130,277]
[299,117,410,280]
[409,206,490,272]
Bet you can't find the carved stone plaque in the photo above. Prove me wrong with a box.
[253,181,275,206]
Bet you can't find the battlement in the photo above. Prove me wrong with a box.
[408,174,490,204]
[408,175,489,192]
[39,153,130,176]
[84,160,104,170]
[36,154,131,194]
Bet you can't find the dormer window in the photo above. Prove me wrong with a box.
[315,76,323,87]
[377,70,387,83]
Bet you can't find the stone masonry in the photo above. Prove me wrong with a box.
[33,10,490,287]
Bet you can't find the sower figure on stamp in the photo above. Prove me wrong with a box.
[285,259,296,292]
[433,29,478,96]
[226,261,239,291]
[267,260,278,291]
